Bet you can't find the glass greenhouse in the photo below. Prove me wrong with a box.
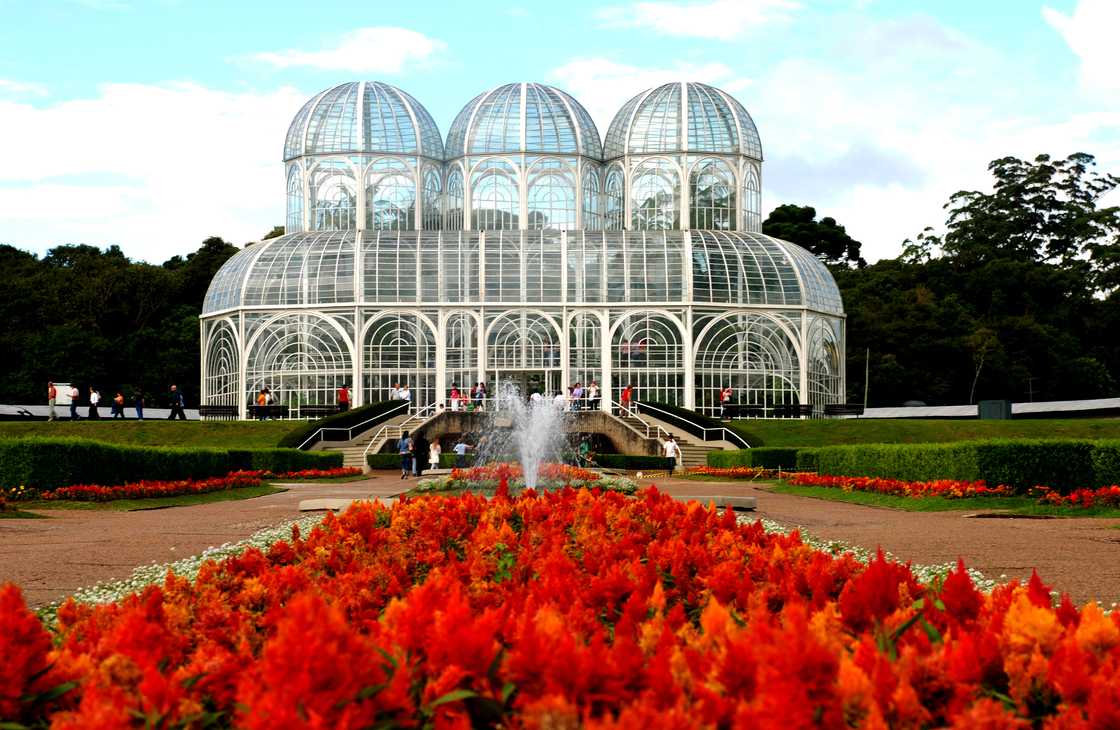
[202,81,845,417]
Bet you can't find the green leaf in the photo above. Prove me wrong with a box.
[502,682,517,703]
[425,688,477,711]
[920,618,943,644]
[180,672,207,690]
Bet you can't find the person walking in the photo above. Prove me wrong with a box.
[337,384,351,412]
[255,389,268,421]
[663,435,681,477]
[587,380,600,411]
[88,387,100,419]
[398,430,414,479]
[453,438,471,468]
[167,384,187,420]
[112,391,126,419]
[620,384,634,415]
[134,390,144,420]
[719,386,733,420]
[47,381,57,421]
[429,439,442,472]
[69,384,80,420]
[412,433,428,477]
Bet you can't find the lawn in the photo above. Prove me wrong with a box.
[771,483,1120,518]
[11,485,286,513]
[0,421,299,448]
[731,418,1120,447]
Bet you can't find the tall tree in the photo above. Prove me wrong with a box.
[762,204,866,267]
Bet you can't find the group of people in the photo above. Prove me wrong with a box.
[47,382,186,421]
[447,382,487,411]
[396,431,474,478]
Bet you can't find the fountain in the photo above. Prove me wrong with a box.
[475,380,570,488]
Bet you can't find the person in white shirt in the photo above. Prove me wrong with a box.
[530,391,543,405]
[587,381,600,411]
[88,387,101,420]
[400,385,412,406]
[553,391,566,410]
[389,383,401,401]
[663,436,681,476]
[69,385,80,420]
[429,441,442,471]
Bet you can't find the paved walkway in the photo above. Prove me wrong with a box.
[2,475,1119,607]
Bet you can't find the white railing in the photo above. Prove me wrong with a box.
[361,403,441,462]
[610,400,672,442]
[634,402,750,449]
[296,401,410,450]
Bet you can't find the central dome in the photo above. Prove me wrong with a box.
[445,82,602,159]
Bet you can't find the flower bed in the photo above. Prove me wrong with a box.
[8,467,363,503]
[685,465,783,480]
[786,473,1015,498]
[1032,484,1120,508]
[2,488,1115,727]
[416,461,637,495]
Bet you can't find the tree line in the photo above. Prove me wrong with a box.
[0,153,1116,409]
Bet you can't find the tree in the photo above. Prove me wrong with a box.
[762,204,866,267]
[262,226,285,240]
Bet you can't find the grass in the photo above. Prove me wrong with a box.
[0,508,48,519]
[16,485,286,512]
[771,483,1120,518]
[731,418,1120,448]
[0,421,299,448]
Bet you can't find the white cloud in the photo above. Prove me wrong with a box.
[551,58,750,135]
[1043,0,1120,93]
[0,79,48,97]
[247,27,445,73]
[0,82,305,262]
[596,0,799,40]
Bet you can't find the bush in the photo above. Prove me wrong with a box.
[440,453,476,469]
[594,453,669,470]
[707,448,800,469]
[367,453,403,470]
[795,448,820,472]
[813,439,1099,494]
[1091,440,1120,486]
[277,402,407,449]
[0,438,339,490]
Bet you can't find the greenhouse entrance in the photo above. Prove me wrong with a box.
[488,370,560,399]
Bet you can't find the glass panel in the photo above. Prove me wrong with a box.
[631,159,679,230]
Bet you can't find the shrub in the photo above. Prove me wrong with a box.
[813,439,1098,494]
[277,402,407,449]
[367,453,402,470]
[707,447,800,469]
[594,453,669,470]
[440,453,477,469]
[1092,440,1120,486]
[0,438,339,490]
[795,448,820,472]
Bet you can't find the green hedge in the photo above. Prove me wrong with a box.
[277,401,407,449]
[594,453,669,470]
[795,448,820,472]
[813,439,1099,493]
[367,452,477,470]
[707,447,801,470]
[0,438,340,490]
[1093,441,1120,486]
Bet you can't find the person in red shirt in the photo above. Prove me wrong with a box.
[620,384,634,414]
[720,386,733,420]
[337,384,351,412]
[47,381,57,421]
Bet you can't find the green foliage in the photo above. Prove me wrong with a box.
[795,448,820,472]
[0,438,339,490]
[368,453,404,470]
[594,453,669,470]
[707,447,808,470]
[0,238,239,406]
[813,439,1101,493]
[1092,441,1120,486]
[277,402,406,449]
[763,204,866,267]
[0,421,297,448]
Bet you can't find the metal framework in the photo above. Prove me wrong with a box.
[201,79,845,417]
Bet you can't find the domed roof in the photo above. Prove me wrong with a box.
[603,82,762,161]
[283,81,444,161]
[445,82,602,159]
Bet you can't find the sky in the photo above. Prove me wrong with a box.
[0,0,1117,264]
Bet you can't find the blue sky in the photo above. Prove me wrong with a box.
[1,0,1116,262]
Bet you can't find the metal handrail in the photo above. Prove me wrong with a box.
[296,401,410,451]
[361,403,440,461]
[610,400,671,441]
[634,401,751,449]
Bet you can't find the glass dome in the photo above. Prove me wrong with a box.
[283,81,444,161]
[603,82,762,161]
[445,82,602,159]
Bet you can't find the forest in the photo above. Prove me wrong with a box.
[0,153,1116,408]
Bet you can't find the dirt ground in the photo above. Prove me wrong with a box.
[2,474,1118,607]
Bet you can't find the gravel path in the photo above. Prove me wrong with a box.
[3,475,1118,607]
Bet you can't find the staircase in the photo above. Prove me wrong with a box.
[319,407,443,471]
[611,408,724,468]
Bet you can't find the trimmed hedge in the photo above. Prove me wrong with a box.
[795,448,820,472]
[707,448,801,470]
[277,401,407,449]
[367,452,477,470]
[1093,441,1120,486]
[594,453,669,470]
[813,439,1099,493]
[0,438,340,490]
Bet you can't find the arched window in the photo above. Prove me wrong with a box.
[471,159,519,230]
[694,314,800,417]
[446,312,479,399]
[690,158,736,230]
[582,167,601,230]
[486,312,560,370]
[630,159,678,230]
[446,167,464,230]
[807,317,843,408]
[744,167,761,233]
[363,314,436,407]
[310,162,357,231]
[611,313,684,404]
[568,313,601,391]
[286,165,303,233]
[527,160,576,230]
[204,322,239,406]
[246,313,352,414]
[604,165,624,230]
[422,167,441,230]
[365,158,415,230]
